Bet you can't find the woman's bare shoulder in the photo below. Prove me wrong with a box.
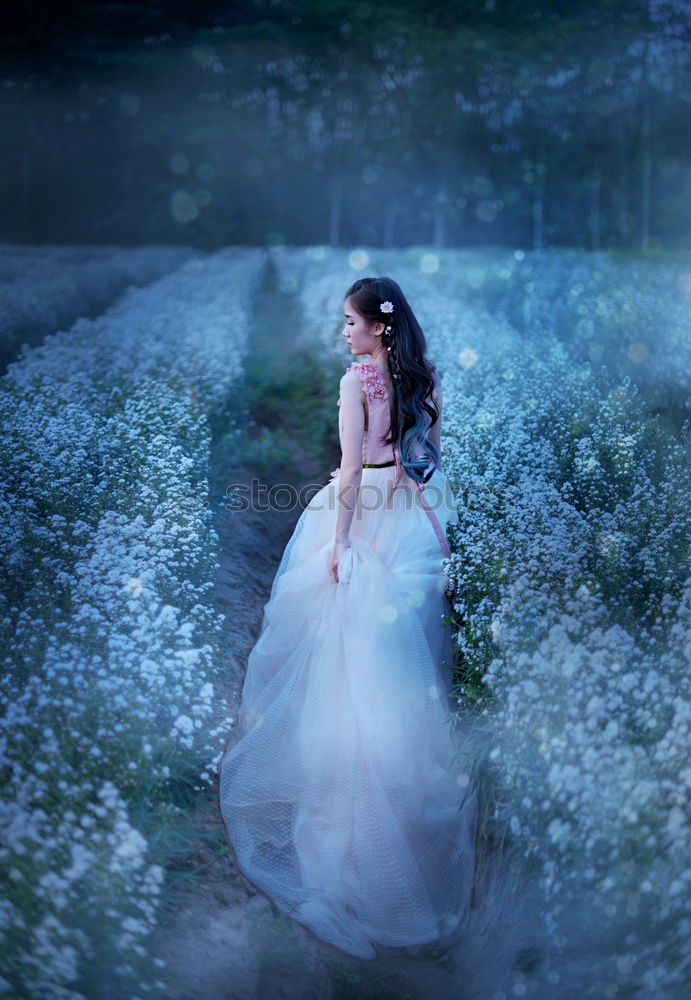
[338,367,366,403]
[340,367,364,391]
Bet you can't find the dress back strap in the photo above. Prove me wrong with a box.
[390,442,451,560]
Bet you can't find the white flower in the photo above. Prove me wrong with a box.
[172,714,194,735]
[380,300,394,313]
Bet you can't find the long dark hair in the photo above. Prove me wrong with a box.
[343,276,441,484]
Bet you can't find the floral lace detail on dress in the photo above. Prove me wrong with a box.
[337,361,388,406]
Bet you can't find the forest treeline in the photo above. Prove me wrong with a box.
[1,0,689,249]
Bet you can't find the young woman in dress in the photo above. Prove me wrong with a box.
[218,276,478,959]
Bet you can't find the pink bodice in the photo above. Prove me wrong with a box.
[335,360,450,558]
[337,360,395,465]
[337,360,438,463]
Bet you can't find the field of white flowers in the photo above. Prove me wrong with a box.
[2,243,688,1000]
[0,243,199,373]
[0,247,265,999]
[274,246,691,999]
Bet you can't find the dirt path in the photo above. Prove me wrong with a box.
[151,257,530,1000]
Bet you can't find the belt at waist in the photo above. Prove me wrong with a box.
[361,460,396,468]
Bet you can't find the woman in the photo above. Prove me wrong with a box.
[218,276,478,960]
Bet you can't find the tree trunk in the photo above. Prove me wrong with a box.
[640,96,652,251]
[44,92,64,241]
[589,166,601,250]
[384,200,397,248]
[615,112,631,246]
[432,179,447,248]
[532,148,545,250]
[20,141,33,237]
[328,172,343,246]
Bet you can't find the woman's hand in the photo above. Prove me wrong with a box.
[329,466,340,478]
[328,536,351,583]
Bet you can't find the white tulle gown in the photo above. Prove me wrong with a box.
[218,359,478,959]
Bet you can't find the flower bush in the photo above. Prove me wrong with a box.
[393,255,690,998]
[0,248,265,998]
[281,246,690,998]
[437,246,691,426]
[0,243,197,369]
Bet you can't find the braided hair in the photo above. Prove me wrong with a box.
[343,276,441,484]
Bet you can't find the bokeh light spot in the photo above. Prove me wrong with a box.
[458,347,479,369]
[407,588,425,607]
[306,246,327,261]
[472,174,493,197]
[170,190,199,224]
[476,200,497,223]
[627,341,648,363]
[195,162,216,183]
[419,254,439,274]
[349,249,369,269]
[169,153,189,175]
[467,267,486,288]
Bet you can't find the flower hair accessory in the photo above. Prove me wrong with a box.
[380,301,394,314]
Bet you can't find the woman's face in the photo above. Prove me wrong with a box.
[341,297,383,356]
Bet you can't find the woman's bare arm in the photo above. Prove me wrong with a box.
[334,370,365,542]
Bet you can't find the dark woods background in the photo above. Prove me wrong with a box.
[2,0,690,250]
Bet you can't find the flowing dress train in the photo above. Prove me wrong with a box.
[218,360,478,959]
